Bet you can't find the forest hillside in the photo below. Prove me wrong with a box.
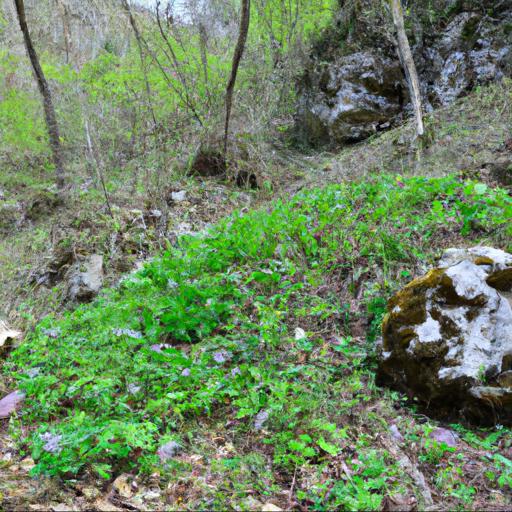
[0,1,511,510]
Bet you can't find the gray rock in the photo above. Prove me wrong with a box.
[439,246,512,270]
[389,424,404,442]
[157,440,182,462]
[254,409,269,430]
[426,13,510,107]
[377,246,512,424]
[296,52,403,146]
[429,427,458,448]
[0,391,25,418]
[171,190,187,202]
[67,254,104,302]
[296,7,511,147]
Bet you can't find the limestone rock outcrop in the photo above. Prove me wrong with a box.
[296,52,403,145]
[67,254,104,302]
[377,246,512,424]
[296,3,511,147]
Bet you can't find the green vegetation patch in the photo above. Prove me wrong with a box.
[5,174,512,508]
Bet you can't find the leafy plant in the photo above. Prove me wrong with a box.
[6,174,511,479]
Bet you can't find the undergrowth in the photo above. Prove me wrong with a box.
[5,173,512,509]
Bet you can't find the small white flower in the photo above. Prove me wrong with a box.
[294,327,307,340]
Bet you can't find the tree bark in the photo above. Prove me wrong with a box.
[198,22,210,107]
[223,0,250,156]
[390,0,424,138]
[14,0,65,189]
[56,0,71,63]
[121,0,158,128]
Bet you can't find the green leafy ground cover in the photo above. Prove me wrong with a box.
[5,173,512,510]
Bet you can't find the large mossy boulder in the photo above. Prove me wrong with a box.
[377,247,512,424]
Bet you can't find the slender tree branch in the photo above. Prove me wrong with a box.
[224,0,251,156]
[14,0,65,190]
[390,0,424,138]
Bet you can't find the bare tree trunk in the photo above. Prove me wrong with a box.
[155,0,203,126]
[14,0,65,189]
[56,0,71,63]
[121,0,158,128]
[84,118,113,218]
[390,0,424,138]
[198,22,211,109]
[223,0,250,156]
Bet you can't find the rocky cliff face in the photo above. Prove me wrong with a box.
[296,1,512,147]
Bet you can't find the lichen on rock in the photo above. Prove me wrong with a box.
[377,246,512,424]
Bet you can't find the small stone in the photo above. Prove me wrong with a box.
[157,441,182,462]
[262,504,283,511]
[67,254,104,303]
[26,367,41,378]
[390,424,404,442]
[171,190,187,202]
[254,410,269,431]
[294,327,306,340]
[0,391,25,418]
[429,428,459,448]
[113,474,133,499]
[127,383,142,394]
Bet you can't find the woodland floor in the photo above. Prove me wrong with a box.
[0,82,511,511]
